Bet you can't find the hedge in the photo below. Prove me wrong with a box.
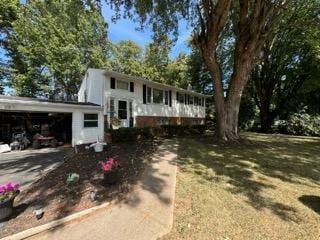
[108,125,207,142]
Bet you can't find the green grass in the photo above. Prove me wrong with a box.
[165,132,320,240]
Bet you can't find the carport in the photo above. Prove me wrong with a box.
[0,95,104,148]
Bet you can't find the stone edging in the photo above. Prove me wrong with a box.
[0,202,111,240]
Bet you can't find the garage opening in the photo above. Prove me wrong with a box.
[0,111,72,149]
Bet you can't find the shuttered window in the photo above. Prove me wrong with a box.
[130,82,134,92]
[164,91,169,105]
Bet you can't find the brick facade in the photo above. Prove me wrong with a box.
[104,115,205,129]
[135,116,205,127]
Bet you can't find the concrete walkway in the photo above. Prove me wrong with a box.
[28,139,178,240]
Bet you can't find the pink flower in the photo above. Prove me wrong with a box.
[0,182,20,193]
[100,157,121,172]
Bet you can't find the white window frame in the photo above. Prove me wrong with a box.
[116,79,129,91]
[152,88,164,105]
[83,113,99,128]
[147,87,152,104]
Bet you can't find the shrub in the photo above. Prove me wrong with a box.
[277,110,320,137]
[108,125,207,142]
[108,127,156,142]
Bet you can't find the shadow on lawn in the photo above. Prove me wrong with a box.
[177,133,320,222]
[298,195,320,215]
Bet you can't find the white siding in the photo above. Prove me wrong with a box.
[82,68,207,120]
[132,81,206,118]
[72,110,104,145]
[78,69,105,106]
[0,98,104,146]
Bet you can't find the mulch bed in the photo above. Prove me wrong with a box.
[0,139,160,238]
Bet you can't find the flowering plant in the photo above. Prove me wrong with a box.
[110,117,121,126]
[0,182,20,204]
[100,157,121,172]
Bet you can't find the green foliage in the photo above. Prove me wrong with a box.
[108,125,207,142]
[161,125,206,137]
[250,0,320,131]
[165,52,190,88]
[109,38,194,89]
[108,127,155,142]
[278,109,320,137]
[142,36,172,83]
[110,40,144,77]
[6,0,110,98]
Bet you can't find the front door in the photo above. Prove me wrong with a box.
[118,100,128,127]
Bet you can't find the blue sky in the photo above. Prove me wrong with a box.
[102,3,191,58]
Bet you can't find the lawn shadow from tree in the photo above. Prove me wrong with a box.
[298,195,320,215]
[176,133,320,222]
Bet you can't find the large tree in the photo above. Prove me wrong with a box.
[107,0,287,141]
[250,0,320,132]
[143,36,172,83]
[110,40,144,76]
[5,0,110,98]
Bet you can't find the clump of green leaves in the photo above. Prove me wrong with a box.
[278,108,320,137]
[5,0,110,98]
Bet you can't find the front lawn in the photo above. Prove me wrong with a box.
[165,133,320,240]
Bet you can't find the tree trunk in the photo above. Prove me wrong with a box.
[259,103,273,132]
[206,54,251,142]
[260,113,273,132]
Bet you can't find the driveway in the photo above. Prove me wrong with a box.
[0,147,73,187]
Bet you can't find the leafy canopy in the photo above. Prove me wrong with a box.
[6,0,110,98]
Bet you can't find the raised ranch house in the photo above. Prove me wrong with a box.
[0,69,208,148]
[78,68,208,129]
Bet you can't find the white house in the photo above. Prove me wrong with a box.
[78,68,209,128]
[0,69,208,148]
[0,96,104,146]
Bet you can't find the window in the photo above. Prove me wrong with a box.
[109,98,115,117]
[178,92,185,103]
[153,88,164,104]
[117,80,129,90]
[194,96,199,106]
[118,100,127,119]
[189,96,194,105]
[84,114,98,128]
[147,87,152,103]
[164,91,169,105]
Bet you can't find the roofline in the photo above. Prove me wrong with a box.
[91,69,212,98]
[0,95,102,109]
